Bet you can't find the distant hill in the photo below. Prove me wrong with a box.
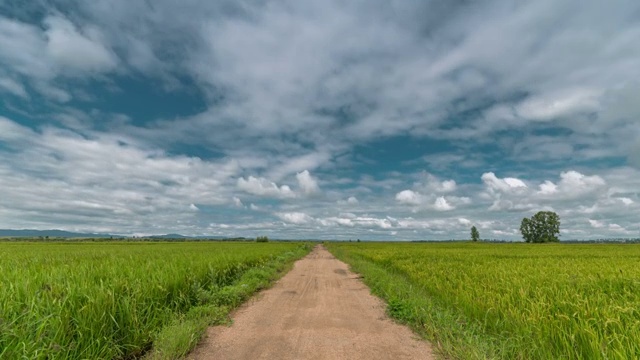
[0,229,239,240]
[0,229,120,238]
[148,233,190,239]
[148,234,232,240]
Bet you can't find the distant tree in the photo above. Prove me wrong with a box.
[256,236,269,243]
[471,226,480,242]
[520,211,560,243]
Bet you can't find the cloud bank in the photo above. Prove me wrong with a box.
[0,1,638,239]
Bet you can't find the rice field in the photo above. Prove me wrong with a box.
[327,242,640,360]
[0,241,309,359]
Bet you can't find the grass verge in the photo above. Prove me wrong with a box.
[144,243,312,360]
[326,244,500,360]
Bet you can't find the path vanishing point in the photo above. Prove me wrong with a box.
[189,245,435,360]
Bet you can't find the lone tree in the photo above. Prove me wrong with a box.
[520,211,560,243]
[470,226,480,242]
[256,236,269,242]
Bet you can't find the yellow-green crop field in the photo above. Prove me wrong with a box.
[0,241,309,359]
[327,242,640,360]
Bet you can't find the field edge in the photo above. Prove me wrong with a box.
[144,242,313,360]
[325,243,500,360]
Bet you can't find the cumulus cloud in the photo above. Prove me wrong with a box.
[414,173,458,193]
[538,181,558,195]
[277,212,313,225]
[395,190,422,206]
[0,117,241,233]
[395,189,466,212]
[588,219,605,228]
[482,172,528,193]
[619,197,634,206]
[237,176,295,199]
[337,196,359,205]
[434,197,454,211]
[556,171,606,196]
[296,170,320,195]
[476,168,639,238]
[395,173,462,211]
[531,171,606,201]
[232,197,243,207]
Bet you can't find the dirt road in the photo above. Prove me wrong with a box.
[189,245,434,360]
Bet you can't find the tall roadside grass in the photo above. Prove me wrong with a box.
[0,241,310,359]
[327,242,640,360]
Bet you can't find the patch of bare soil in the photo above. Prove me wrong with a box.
[189,245,434,360]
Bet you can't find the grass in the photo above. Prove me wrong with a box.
[0,241,311,359]
[326,242,640,360]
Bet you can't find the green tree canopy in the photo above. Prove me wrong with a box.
[471,226,480,242]
[520,211,560,243]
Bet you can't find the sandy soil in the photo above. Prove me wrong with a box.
[188,245,434,360]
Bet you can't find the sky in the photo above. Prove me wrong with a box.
[0,0,639,240]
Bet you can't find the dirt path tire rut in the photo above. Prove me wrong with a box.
[189,245,434,360]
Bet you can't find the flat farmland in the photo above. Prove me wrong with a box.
[0,241,310,359]
[326,242,640,360]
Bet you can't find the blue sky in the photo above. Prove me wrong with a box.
[0,0,639,240]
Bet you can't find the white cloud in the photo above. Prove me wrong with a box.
[232,197,243,207]
[533,171,607,200]
[538,180,558,195]
[0,76,28,98]
[33,82,72,103]
[296,170,320,195]
[415,173,458,193]
[44,16,118,74]
[589,219,605,228]
[482,172,528,194]
[277,212,313,225]
[558,170,605,193]
[237,176,295,199]
[515,88,602,121]
[0,16,52,79]
[0,116,35,143]
[440,180,457,193]
[619,197,634,206]
[0,117,242,233]
[337,196,360,205]
[434,196,454,211]
[609,223,625,232]
[395,190,422,206]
